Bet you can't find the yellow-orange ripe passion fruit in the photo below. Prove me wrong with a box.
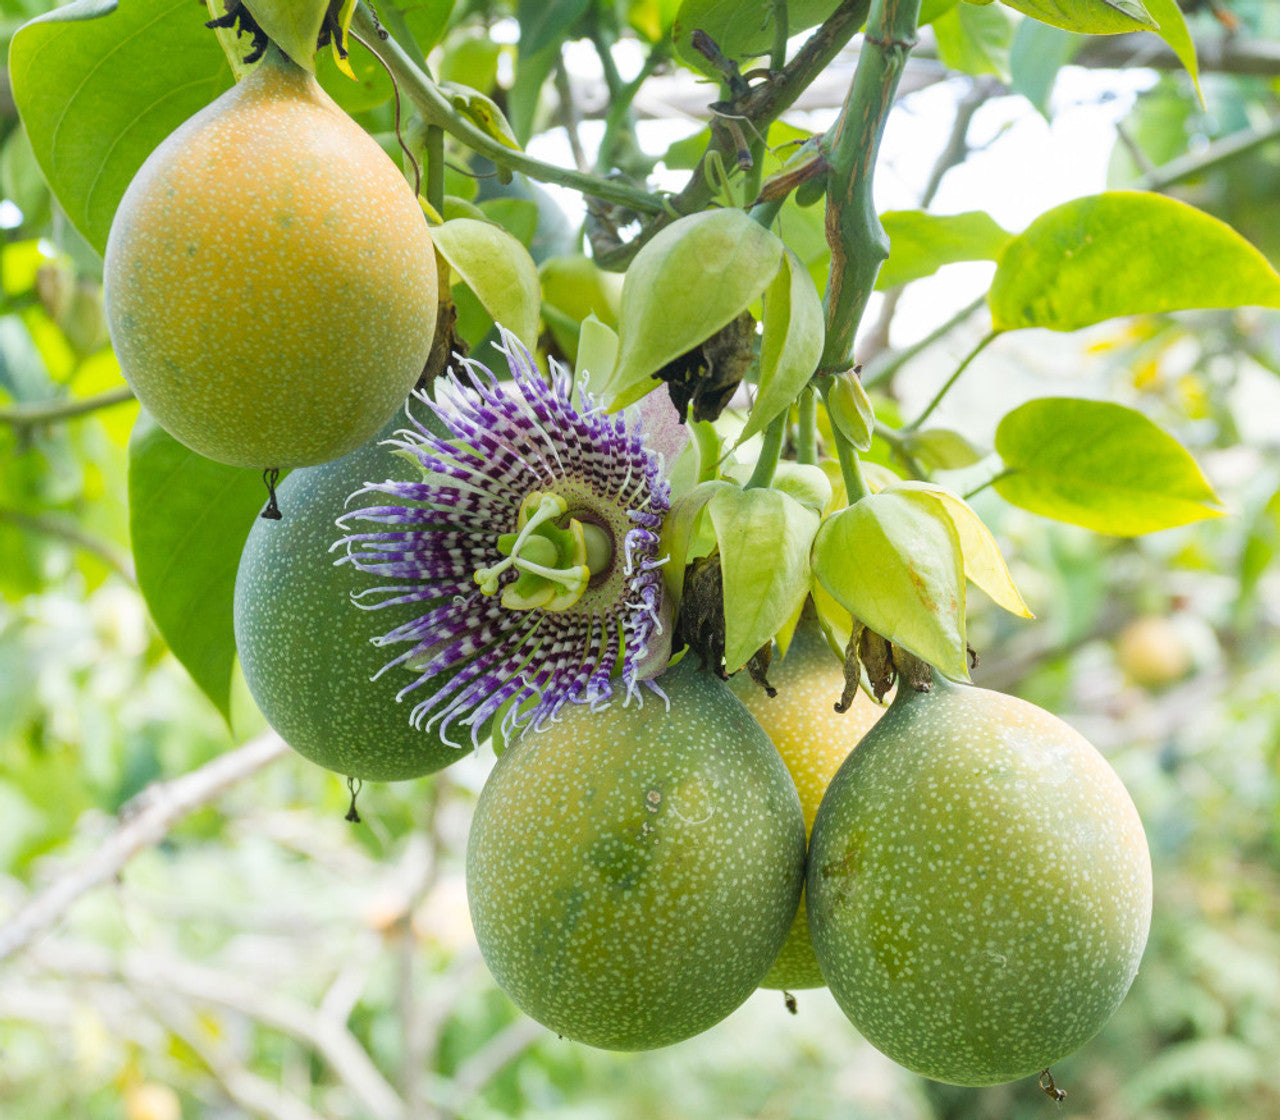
[807,678,1152,1086]
[104,47,437,469]
[730,619,884,990]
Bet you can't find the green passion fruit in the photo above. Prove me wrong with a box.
[466,656,806,1050]
[104,47,437,469]
[730,618,884,990]
[233,417,474,780]
[806,678,1152,1086]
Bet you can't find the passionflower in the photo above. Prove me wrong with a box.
[337,327,674,748]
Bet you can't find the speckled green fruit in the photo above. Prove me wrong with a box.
[806,678,1152,1086]
[466,657,806,1050]
[104,47,437,469]
[730,619,884,990]
[234,419,471,780]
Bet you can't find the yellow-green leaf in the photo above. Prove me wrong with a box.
[812,491,970,680]
[710,487,818,673]
[671,0,842,74]
[608,210,784,409]
[1141,0,1201,101]
[990,192,1280,333]
[901,427,987,471]
[738,248,824,445]
[574,314,619,392]
[994,397,1225,536]
[893,481,1033,618]
[431,218,541,349]
[878,210,1012,290]
[658,479,737,607]
[439,81,523,150]
[1000,0,1156,34]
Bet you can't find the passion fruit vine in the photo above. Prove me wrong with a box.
[104,45,437,470]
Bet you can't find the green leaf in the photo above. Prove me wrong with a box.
[432,218,542,349]
[439,82,523,150]
[403,0,456,55]
[507,41,558,146]
[659,479,737,607]
[1009,18,1081,118]
[920,0,962,23]
[999,0,1156,34]
[128,414,266,719]
[248,0,328,70]
[990,192,1280,333]
[671,0,842,74]
[769,463,832,515]
[993,397,1225,536]
[518,0,591,56]
[813,490,970,679]
[480,198,540,248]
[1,126,52,234]
[540,255,621,361]
[932,2,1014,80]
[575,315,620,392]
[439,29,503,93]
[607,209,784,409]
[1140,0,1202,102]
[629,0,682,39]
[878,210,1012,290]
[893,481,1033,617]
[901,427,987,470]
[738,249,823,445]
[709,487,818,673]
[11,0,233,255]
[315,35,394,113]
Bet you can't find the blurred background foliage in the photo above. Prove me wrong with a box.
[3,0,1280,1117]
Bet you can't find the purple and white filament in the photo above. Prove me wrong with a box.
[337,327,672,749]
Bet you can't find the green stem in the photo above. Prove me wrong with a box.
[743,136,767,208]
[820,381,869,503]
[906,329,996,431]
[819,0,922,373]
[797,388,817,465]
[425,125,445,214]
[0,507,135,584]
[963,467,1013,502]
[746,412,787,489]
[771,0,790,70]
[350,5,666,215]
[0,386,136,427]
[862,292,986,390]
[693,420,722,483]
[874,421,927,479]
[1137,116,1280,192]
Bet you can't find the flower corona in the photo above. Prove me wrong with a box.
[338,328,672,748]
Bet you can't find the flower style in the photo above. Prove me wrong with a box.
[337,327,673,748]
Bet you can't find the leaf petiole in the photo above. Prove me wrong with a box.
[906,329,997,432]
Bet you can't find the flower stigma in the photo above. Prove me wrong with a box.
[473,491,604,612]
